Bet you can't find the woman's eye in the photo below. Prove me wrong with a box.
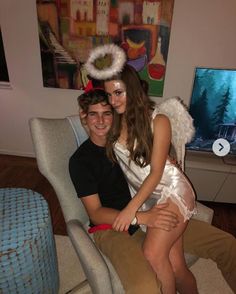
[115,91,123,96]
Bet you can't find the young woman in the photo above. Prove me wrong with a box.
[102,64,198,294]
[84,43,198,293]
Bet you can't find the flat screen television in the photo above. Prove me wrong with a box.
[187,67,236,155]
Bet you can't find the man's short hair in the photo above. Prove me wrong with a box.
[78,89,110,114]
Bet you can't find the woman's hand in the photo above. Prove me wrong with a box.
[112,205,137,232]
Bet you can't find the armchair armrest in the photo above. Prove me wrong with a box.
[67,219,113,294]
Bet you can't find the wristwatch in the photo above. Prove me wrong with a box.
[131,216,138,226]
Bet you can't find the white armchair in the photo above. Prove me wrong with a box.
[29,116,214,294]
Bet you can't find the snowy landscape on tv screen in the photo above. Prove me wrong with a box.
[187,68,236,155]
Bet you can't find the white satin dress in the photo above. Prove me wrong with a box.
[114,111,197,230]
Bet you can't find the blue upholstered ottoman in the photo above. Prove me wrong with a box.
[0,188,59,294]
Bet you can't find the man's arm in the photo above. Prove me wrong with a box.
[81,194,120,225]
[81,194,178,231]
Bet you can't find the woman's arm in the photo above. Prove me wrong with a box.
[81,193,178,231]
[113,114,171,231]
[129,114,171,209]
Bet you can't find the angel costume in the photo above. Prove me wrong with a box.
[113,98,197,229]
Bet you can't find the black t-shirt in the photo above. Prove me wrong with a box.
[69,139,132,211]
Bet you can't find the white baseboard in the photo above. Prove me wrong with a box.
[0,149,35,158]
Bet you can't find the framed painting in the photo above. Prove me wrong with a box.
[37,0,174,96]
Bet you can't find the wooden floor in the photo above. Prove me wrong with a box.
[0,154,67,235]
[1,154,236,237]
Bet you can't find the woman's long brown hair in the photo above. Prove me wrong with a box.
[105,65,155,167]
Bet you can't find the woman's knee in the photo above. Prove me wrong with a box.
[143,242,157,263]
[171,259,188,278]
[143,242,167,272]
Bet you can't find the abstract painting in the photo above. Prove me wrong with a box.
[37,0,174,96]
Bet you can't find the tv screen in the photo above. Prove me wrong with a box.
[187,67,236,155]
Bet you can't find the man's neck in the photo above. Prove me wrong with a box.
[90,135,106,147]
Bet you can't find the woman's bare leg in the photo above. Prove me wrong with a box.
[143,225,175,293]
[169,236,198,294]
[142,199,197,294]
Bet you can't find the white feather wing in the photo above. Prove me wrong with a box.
[155,97,195,170]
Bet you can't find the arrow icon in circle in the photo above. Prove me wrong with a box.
[219,143,224,151]
[212,138,230,157]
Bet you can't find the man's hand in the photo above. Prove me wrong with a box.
[137,203,179,231]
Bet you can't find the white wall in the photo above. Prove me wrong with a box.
[1,0,236,157]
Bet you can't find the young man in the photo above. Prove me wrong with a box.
[69,89,236,294]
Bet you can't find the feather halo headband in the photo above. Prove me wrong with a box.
[85,44,126,80]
